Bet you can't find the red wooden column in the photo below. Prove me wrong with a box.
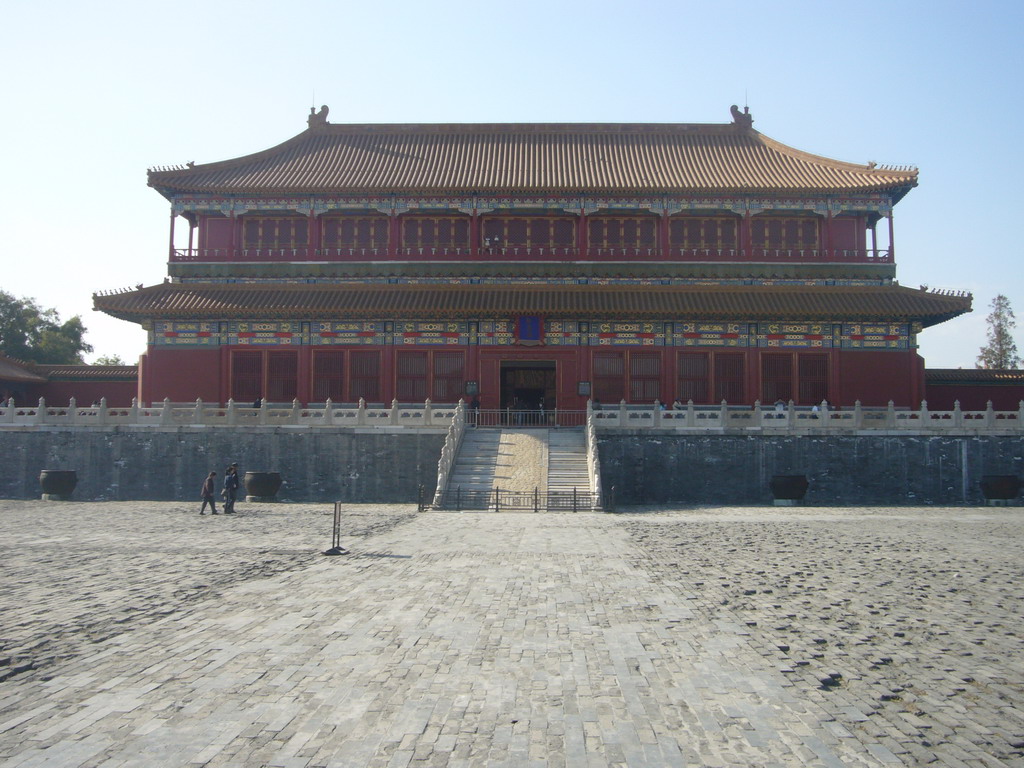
[888,212,895,260]
[577,210,588,257]
[297,341,312,405]
[470,210,479,258]
[307,210,320,257]
[167,207,176,260]
[381,343,395,404]
[740,211,752,259]
[823,209,833,258]
[389,212,401,257]
[230,211,239,258]
[659,211,670,258]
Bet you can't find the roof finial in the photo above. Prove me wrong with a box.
[308,104,329,129]
[730,104,753,129]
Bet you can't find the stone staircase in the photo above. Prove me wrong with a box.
[546,429,591,496]
[442,428,594,510]
[447,429,504,495]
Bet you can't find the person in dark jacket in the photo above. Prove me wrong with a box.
[222,465,240,513]
[199,471,218,515]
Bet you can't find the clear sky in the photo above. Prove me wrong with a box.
[3,0,1021,370]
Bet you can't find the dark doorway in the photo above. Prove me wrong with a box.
[500,360,556,411]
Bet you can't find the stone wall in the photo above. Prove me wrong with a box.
[1,428,446,503]
[4,428,1023,506]
[597,432,1024,506]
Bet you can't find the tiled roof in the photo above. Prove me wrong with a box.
[148,113,917,198]
[34,364,138,380]
[0,354,46,383]
[926,368,1024,384]
[94,282,970,327]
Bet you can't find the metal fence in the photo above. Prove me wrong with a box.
[424,485,609,513]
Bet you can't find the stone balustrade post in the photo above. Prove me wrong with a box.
[786,399,795,429]
[686,399,695,428]
[753,399,763,427]
[985,400,995,427]
[357,398,367,426]
[618,399,628,426]
[68,397,77,425]
[424,398,433,426]
[160,398,173,425]
[259,398,268,426]
[98,397,108,425]
[1018,400,1024,427]
[291,399,301,425]
[919,400,928,427]
[194,398,204,425]
[226,398,237,426]
[36,397,46,425]
[324,398,334,426]
[390,399,400,426]
[720,399,729,427]
[953,400,962,427]
[129,397,139,424]
[853,400,863,429]
[3,398,13,424]
[886,400,896,428]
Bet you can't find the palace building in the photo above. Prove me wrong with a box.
[94,106,971,410]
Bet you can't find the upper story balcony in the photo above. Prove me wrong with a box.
[170,246,893,264]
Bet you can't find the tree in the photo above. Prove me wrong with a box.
[976,294,1021,369]
[0,290,93,364]
[93,354,126,366]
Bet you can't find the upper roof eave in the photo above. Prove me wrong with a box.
[94,282,970,328]
[147,113,918,202]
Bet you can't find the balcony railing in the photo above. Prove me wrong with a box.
[171,247,892,265]
[5,397,1022,434]
[590,399,1023,432]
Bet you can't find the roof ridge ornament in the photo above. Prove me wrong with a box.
[308,104,330,129]
[730,104,753,130]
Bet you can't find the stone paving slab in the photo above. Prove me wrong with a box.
[0,501,1022,767]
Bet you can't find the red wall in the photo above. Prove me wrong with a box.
[924,383,1024,411]
[833,349,923,407]
[142,348,223,405]
[24,379,138,408]
[137,345,927,409]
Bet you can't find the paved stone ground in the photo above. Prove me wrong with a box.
[0,501,1022,767]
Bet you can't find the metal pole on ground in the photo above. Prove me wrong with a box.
[323,501,349,555]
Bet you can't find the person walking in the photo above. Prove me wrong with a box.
[199,471,219,515]
[222,465,240,513]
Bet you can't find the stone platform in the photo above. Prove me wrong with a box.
[0,501,1021,767]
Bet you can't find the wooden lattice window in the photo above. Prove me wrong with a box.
[630,352,662,402]
[761,353,793,404]
[242,217,309,248]
[669,217,738,250]
[312,351,345,402]
[677,353,709,404]
[798,354,829,405]
[322,216,389,249]
[433,351,465,402]
[588,216,658,249]
[231,351,262,403]
[396,351,429,402]
[593,352,625,404]
[714,354,745,404]
[401,216,471,249]
[481,217,576,248]
[751,217,819,250]
[267,352,298,402]
[350,351,381,402]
